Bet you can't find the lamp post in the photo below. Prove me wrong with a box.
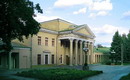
[111,50,115,63]
[83,47,89,64]
[83,47,89,70]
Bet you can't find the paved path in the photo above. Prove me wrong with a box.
[85,64,130,80]
[0,65,130,80]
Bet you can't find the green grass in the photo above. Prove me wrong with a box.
[0,76,17,80]
[94,47,110,54]
[32,64,56,68]
[123,62,130,65]
[120,73,130,80]
[16,68,103,80]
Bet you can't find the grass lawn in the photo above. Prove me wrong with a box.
[16,68,103,80]
[0,76,16,80]
[120,73,130,80]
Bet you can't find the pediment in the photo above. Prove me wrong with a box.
[73,25,95,38]
[76,27,91,36]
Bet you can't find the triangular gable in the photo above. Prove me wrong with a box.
[76,27,91,35]
[73,25,95,38]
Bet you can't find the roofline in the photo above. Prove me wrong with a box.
[40,18,76,25]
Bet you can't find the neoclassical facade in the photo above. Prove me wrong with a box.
[0,19,95,69]
[29,18,95,66]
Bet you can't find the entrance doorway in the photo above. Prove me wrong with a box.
[66,55,70,65]
[12,53,19,69]
[37,54,41,65]
[45,55,48,64]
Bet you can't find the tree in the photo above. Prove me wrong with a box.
[121,34,127,61]
[111,31,122,63]
[0,0,43,52]
[126,32,130,61]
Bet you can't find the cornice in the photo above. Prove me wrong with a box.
[40,28,58,34]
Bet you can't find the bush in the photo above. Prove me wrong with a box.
[105,61,111,65]
[16,68,103,80]
[120,73,130,80]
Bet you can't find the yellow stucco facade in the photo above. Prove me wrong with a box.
[10,19,95,67]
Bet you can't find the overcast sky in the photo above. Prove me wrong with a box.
[31,0,130,47]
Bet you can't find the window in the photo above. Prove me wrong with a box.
[38,36,41,45]
[52,55,54,64]
[45,37,48,46]
[52,38,55,46]
[60,55,62,63]
[37,54,41,65]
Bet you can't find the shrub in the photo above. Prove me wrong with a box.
[16,68,103,80]
[120,73,130,80]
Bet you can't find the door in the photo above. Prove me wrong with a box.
[45,55,48,64]
[37,54,41,65]
[52,55,54,64]
[66,55,70,65]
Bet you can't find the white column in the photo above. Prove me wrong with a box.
[70,39,73,66]
[87,42,90,64]
[80,41,83,65]
[91,43,94,64]
[9,52,12,69]
[75,40,78,65]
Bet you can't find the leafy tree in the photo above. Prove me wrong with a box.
[111,31,122,63]
[0,0,43,52]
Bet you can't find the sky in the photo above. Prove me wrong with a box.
[31,0,130,47]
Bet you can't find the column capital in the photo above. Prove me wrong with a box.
[69,38,74,42]
[75,39,79,43]
[80,40,83,44]
[58,40,61,43]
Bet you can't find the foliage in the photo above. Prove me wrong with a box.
[97,44,104,48]
[0,76,16,80]
[111,31,130,62]
[120,73,130,80]
[16,68,103,80]
[0,0,42,52]
[126,33,130,61]
[110,31,122,63]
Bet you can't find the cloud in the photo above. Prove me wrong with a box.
[54,0,113,11]
[89,11,108,18]
[90,0,113,11]
[97,11,108,16]
[33,14,61,22]
[54,0,92,7]
[73,8,87,14]
[92,24,129,47]
[122,11,130,20]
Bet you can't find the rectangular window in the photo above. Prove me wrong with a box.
[38,36,41,45]
[45,37,48,46]
[60,55,62,63]
[52,55,54,64]
[37,54,41,65]
[52,38,55,46]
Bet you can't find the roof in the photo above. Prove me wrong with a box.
[12,42,30,48]
[0,40,30,48]
[94,47,110,54]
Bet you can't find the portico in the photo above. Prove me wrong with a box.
[59,35,94,66]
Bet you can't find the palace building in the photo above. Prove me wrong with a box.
[0,19,95,69]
